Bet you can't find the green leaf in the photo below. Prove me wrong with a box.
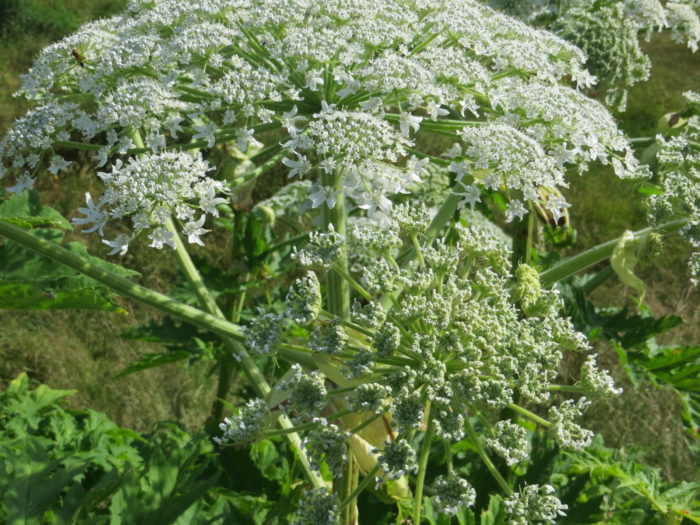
[116,350,194,377]
[0,191,72,230]
[0,228,138,312]
[640,346,700,372]
[480,494,507,525]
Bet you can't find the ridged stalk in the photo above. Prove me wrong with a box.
[164,219,325,489]
[539,219,687,287]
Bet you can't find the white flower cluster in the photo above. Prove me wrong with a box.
[579,354,623,397]
[71,151,228,254]
[486,420,530,466]
[490,0,700,110]
[648,91,700,283]
[1,0,644,241]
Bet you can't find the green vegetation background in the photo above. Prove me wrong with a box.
[0,0,698,481]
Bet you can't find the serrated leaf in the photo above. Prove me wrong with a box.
[0,228,138,312]
[116,350,193,377]
[0,191,72,230]
[641,346,700,372]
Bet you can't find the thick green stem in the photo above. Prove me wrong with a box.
[506,403,551,428]
[332,263,373,302]
[164,220,325,489]
[339,456,360,525]
[413,402,436,525]
[338,464,381,512]
[322,169,350,320]
[320,167,356,518]
[511,205,536,269]
[165,218,238,423]
[539,219,687,287]
[464,417,513,496]
[0,219,245,340]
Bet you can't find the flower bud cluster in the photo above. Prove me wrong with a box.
[486,420,530,466]
[503,484,568,525]
[647,91,700,283]
[229,215,618,520]
[214,398,270,446]
[302,419,349,478]
[490,0,700,110]
[294,488,339,525]
[286,272,322,325]
[432,474,477,515]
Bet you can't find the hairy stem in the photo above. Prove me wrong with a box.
[0,219,245,340]
[506,403,551,428]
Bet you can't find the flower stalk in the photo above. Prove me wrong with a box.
[539,219,687,287]
[413,402,437,525]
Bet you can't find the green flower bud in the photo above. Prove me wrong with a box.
[286,271,322,324]
[513,263,542,316]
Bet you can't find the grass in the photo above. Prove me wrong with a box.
[0,0,222,432]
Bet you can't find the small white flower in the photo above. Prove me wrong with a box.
[280,106,305,136]
[505,200,528,222]
[309,184,339,209]
[546,193,571,224]
[282,154,312,178]
[102,234,131,256]
[235,128,262,152]
[182,215,209,246]
[448,160,469,181]
[304,68,324,91]
[165,114,184,138]
[72,192,106,234]
[337,77,360,98]
[398,111,422,137]
[148,227,176,250]
[48,155,71,175]
[7,172,36,194]
[199,186,228,216]
[455,183,482,210]
[405,155,429,183]
[193,122,218,148]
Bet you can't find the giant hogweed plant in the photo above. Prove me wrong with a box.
[487,0,700,111]
[0,0,698,523]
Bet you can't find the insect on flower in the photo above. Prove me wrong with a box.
[71,49,85,68]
